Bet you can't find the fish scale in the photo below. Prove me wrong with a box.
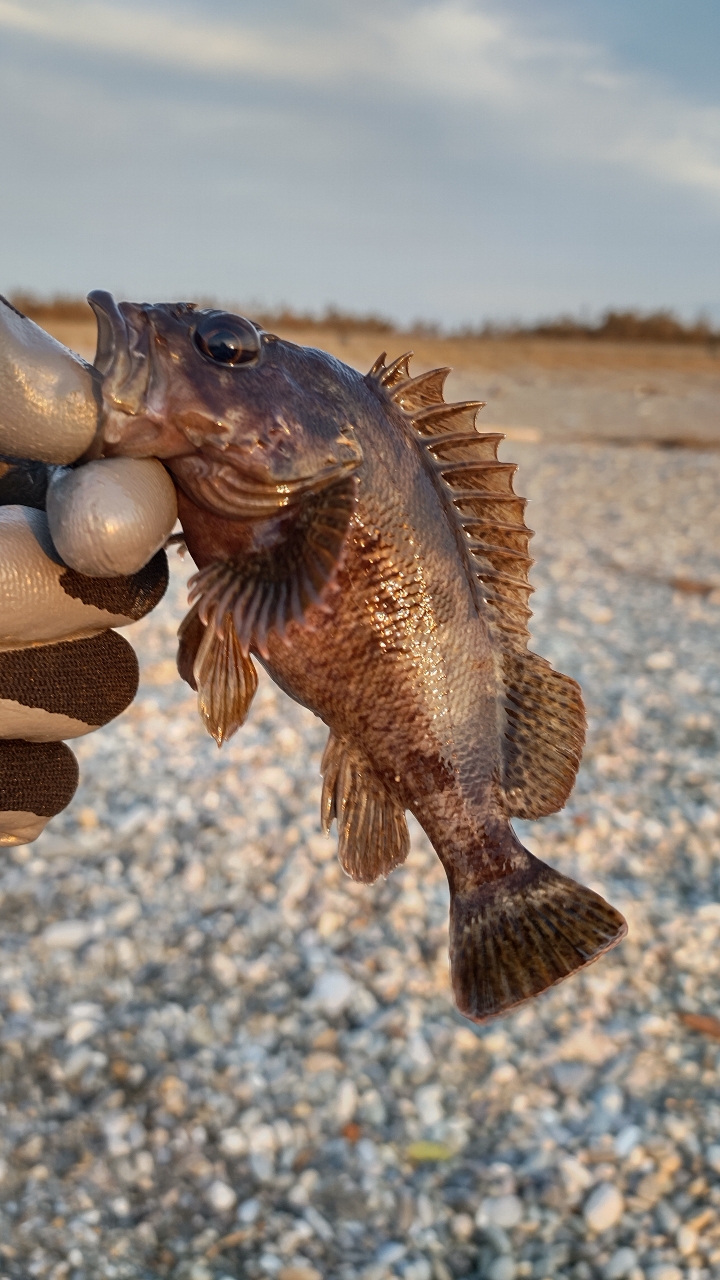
[89,294,627,1021]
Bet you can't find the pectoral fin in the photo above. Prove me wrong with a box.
[186,474,356,658]
[178,603,257,746]
[321,734,409,882]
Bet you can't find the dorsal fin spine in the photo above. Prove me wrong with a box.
[466,540,533,565]
[473,566,534,592]
[390,367,451,408]
[380,352,413,387]
[452,490,525,507]
[425,431,505,451]
[464,521,532,538]
[412,402,485,436]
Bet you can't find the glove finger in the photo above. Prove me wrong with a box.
[0,739,79,847]
[47,457,177,578]
[0,629,139,741]
[0,506,167,647]
[0,295,99,465]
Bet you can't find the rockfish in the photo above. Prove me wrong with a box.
[88,291,627,1021]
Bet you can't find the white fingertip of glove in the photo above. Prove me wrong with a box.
[46,457,178,577]
[0,506,161,645]
[0,812,50,847]
[0,297,99,464]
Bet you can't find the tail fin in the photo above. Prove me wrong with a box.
[450,855,626,1022]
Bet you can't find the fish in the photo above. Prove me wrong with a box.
[88,290,627,1022]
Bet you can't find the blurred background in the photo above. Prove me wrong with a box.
[2,0,720,329]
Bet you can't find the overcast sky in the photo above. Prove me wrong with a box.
[2,0,719,326]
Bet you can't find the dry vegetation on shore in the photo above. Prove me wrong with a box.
[9,295,720,383]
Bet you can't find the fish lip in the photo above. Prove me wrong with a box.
[88,290,153,428]
[87,289,126,377]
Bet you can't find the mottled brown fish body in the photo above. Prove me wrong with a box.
[91,295,627,1021]
[179,365,505,850]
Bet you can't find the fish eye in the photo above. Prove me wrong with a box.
[193,313,261,367]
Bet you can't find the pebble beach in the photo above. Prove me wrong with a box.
[2,358,720,1280]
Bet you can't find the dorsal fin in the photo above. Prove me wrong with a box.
[373,350,586,820]
[379,352,413,388]
[413,401,485,436]
[392,367,451,411]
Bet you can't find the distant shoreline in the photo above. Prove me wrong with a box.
[7,293,720,348]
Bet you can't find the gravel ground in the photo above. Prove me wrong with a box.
[2,441,720,1280]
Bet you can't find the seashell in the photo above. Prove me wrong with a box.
[46,457,178,577]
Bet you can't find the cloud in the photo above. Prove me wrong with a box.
[2,0,719,205]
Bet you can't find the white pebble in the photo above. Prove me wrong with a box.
[677,1223,697,1255]
[604,1247,638,1279]
[219,1128,247,1157]
[560,1156,594,1197]
[65,1018,98,1045]
[615,1124,642,1158]
[451,1213,475,1241]
[310,969,355,1015]
[42,920,94,950]
[336,1077,358,1125]
[646,650,675,670]
[415,1083,444,1126]
[487,1258,516,1280]
[237,1197,261,1224]
[647,1268,682,1280]
[375,1242,406,1266]
[583,1183,624,1232]
[259,1257,282,1276]
[205,1180,237,1212]
[478,1194,524,1229]
[706,1143,720,1172]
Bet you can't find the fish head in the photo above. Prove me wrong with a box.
[88,291,363,518]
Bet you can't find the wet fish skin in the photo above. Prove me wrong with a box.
[92,297,627,1021]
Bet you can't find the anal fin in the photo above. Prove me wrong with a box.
[320,733,410,883]
[450,854,626,1022]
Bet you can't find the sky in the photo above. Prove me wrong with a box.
[1,0,719,327]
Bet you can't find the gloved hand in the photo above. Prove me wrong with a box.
[0,297,177,845]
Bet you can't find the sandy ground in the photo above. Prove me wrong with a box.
[1,324,720,1279]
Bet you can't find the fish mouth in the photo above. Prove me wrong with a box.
[88,290,151,419]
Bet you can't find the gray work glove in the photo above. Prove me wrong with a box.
[0,297,177,845]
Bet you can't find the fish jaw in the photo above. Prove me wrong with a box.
[88,291,364,517]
